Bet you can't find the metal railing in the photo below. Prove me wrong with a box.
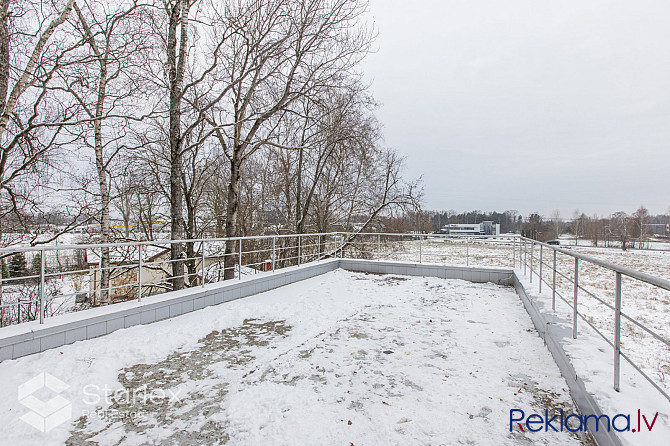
[519,236,670,403]
[0,232,517,327]
[1,231,667,403]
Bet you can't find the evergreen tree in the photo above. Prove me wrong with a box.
[8,253,27,277]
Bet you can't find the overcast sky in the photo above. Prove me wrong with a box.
[363,0,670,217]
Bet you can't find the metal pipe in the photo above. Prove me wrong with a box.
[614,271,622,392]
[539,244,543,293]
[377,234,381,260]
[298,235,301,266]
[552,250,557,311]
[239,239,242,280]
[39,249,45,324]
[573,257,579,339]
[201,242,205,287]
[419,235,422,263]
[513,236,516,268]
[530,241,534,283]
[272,237,276,272]
[138,245,143,301]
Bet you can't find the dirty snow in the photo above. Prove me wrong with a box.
[0,269,586,445]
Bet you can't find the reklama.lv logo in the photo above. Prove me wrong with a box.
[510,409,660,433]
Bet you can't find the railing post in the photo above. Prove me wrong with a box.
[138,245,143,301]
[530,241,534,283]
[466,244,469,266]
[201,241,206,287]
[539,244,543,293]
[298,235,301,266]
[238,239,242,280]
[513,236,516,268]
[377,234,381,260]
[573,258,579,339]
[272,237,276,272]
[419,235,422,263]
[317,235,321,262]
[614,271,622,392]
[524,239,527,275]
[552,250,557,311]
[39,249,45,324]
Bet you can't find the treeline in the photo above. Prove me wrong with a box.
[0,0,420,301]
[553,207,668,249]
[414,207,668,250]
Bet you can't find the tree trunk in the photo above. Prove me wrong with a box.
[223,150,242,280]
[167,0,189,290]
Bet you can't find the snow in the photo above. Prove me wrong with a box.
[0,269,585,445]
[385,239,670,397]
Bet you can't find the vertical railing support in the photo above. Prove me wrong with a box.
[377,234,381,260]
[138,245,143,301]
[39,249,45,324]
[539,244,543,293]
[317,234,321,262]
[513,236,516,268]
[298,235,301,266]
[523,239,527,275]
[201,241,206,288]
[419,235,422,263]
[272,237,276,272]
[614,271,622,392]
[530,241,534,283]
[573,258,579,339]
[238,239,242,280]
[552,250,557,311]
[466,244,469,266]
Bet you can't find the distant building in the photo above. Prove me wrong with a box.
[642,223,669,236]
[439,221,500,236]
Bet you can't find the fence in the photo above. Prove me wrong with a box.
[1,232,668,404]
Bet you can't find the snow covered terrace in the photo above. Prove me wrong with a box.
[1,235,669,445]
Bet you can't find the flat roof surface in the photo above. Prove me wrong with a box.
[0,270,588,445]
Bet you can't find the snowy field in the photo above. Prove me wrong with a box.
[0,270,588,445]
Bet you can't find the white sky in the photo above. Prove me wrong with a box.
[363,0,670,217]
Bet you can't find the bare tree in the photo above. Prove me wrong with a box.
[65,0,151,304]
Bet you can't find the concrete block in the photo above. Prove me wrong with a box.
[140,310,156,324]
[86,322,107,339]
[155,305,170,321]
[124,313,141,329]
[0,345,13,362]
[65,327,87,344]
[107,317,125,333]
[169,303,182,318]
[193,297,205,310]
[40,332,65,351]
[182,299,194,313]
[13,339,40,358]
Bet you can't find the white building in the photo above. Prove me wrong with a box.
[439,221,500,236]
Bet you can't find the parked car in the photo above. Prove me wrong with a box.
[547,240,560,245]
